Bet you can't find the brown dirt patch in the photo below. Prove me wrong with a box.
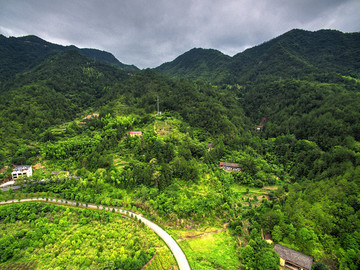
[33,163,45,170]
[0,166,8,174]
[260,186,279,191]
[257,195,270,201]
[178,224,227,242]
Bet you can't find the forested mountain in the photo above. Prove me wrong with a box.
[0,34,138,81]
[155,48,231,82]
[155,29,360,84]
[0,50,129,156]
[0,48,247,167]
[0,29,360,270]
[229,29,360,83]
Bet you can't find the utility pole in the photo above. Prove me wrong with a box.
[157,96,161,115]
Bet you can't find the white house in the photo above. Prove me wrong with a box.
[11,165,33,180]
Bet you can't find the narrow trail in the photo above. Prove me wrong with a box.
[0,197,191,270]
[141,253,157,270]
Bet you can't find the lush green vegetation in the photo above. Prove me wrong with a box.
[0,202,172,270]
[156,29,360,84]
[0,34,137,81]
[177,229,241,270]
[1,28,360,270]
[155,48,231,83]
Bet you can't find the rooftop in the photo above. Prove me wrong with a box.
[13,165,32,172]
[220,162,240,168]
[274,244,313,270]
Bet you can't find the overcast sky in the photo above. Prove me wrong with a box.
[1,0,359,68]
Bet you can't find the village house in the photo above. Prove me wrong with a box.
[257,125,264,131]
[83,113,100,120]
[274,244,313,270]
[127,131,142,137]
[11,165,32,180]
[219,162,241,172]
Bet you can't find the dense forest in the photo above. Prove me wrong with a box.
[0,29,359,270]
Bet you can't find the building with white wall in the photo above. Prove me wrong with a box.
[11,165,32,180]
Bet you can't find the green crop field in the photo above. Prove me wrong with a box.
[0,202,175,270]
[178,230,240,270]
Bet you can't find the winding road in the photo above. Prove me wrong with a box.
[0,197,191,270]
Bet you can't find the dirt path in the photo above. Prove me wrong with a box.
[141,253,157,270]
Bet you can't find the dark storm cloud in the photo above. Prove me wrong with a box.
[0,0,359,68]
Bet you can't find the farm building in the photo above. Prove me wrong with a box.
[219,162,241,172]
[11,165,32,180]
[274,244,313,270]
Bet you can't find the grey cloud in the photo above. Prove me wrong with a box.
[0,0,359,68]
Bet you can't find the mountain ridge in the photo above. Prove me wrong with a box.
[155,29,360,83]
[0,34,138,81]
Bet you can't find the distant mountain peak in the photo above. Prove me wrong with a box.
[155,47,231,82]
[0,35,138,81]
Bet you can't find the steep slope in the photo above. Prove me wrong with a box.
[0,34,138,81]
[155,48,231,82]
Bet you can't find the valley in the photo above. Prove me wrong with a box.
[0,29,360,270]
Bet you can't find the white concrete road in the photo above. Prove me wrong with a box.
[0,198,191,270]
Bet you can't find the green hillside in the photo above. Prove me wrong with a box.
[0,34,138,82]
[0,29,360,270]
[230,29,360,83]
[155,29,360,84]
[155,48,231,82]
[0,50,129,144]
